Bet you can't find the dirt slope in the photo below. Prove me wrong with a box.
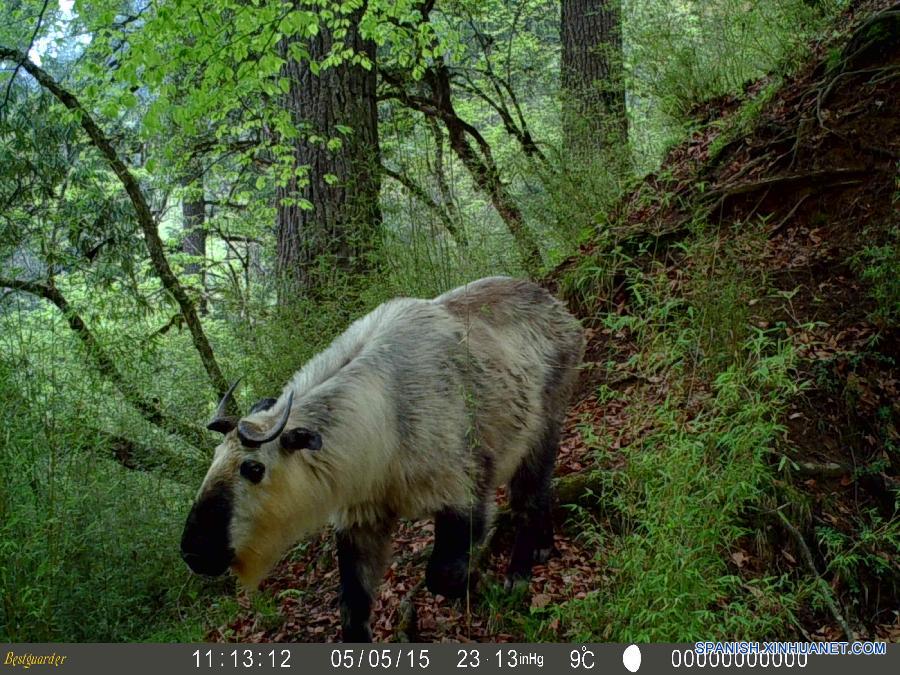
[560,0,899,640]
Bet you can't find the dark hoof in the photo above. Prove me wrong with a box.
[534,546,555,564]
[342,623,372,643]
[426,557,477,599]
[503,575,531,594]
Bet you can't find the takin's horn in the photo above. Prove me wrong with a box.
[207,378,241,434]
[238,390,294,448]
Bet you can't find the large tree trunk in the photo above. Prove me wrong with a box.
[560,0,627,152]
[181,168,207,313]
[275,6,381,299]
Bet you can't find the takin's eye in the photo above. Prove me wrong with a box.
[239,459,266,484]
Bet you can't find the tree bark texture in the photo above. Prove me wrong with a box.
[181,175,206,276]
[181,168,207,313]
[561,0,627,152]
[275,6,381,298]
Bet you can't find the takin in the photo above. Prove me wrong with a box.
[180,276,585,641]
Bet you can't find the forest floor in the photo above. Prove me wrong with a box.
[217,0,899,643]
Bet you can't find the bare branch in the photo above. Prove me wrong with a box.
[382,164,467,246]
[776,509,854,642]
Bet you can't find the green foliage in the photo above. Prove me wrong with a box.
[626,0,840,168]
[0,0,870,644]
[851,223,900,328]
[706,78,783,164]
[816,510,900,601]
[555,227,805,641]
[558,241,631,322]
[0,346,230,641]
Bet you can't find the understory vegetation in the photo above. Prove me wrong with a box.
[2,0,896,643]
[556,235,806,642]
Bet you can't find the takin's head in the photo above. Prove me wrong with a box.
[180,380,328,590]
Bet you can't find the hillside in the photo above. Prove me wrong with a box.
[209,1,899,643]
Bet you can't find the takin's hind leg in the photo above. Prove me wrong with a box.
[506,422,559,589]
[425,502,488,599]
[335,518,394,642]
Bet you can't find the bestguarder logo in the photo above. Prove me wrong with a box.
[3,651,67,669]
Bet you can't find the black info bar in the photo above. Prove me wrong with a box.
[1,643,896,675]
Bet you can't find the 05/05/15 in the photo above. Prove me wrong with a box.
[330,649,431,669]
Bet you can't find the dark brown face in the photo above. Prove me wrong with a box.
[180,481,236,577]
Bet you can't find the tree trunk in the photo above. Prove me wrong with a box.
[275,6,381,299]
[561,0,627,152]
[181,168,207,314]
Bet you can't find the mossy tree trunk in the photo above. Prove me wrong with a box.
[561,0,627,152]
[181,165,207,314]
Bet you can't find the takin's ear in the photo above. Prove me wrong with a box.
[249,397,278,414]
[280,427,323,453]
[207,417,237,434]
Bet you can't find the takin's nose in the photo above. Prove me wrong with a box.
[180,484,235,577]
[180,547,235,577]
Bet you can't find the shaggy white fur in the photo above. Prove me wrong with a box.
[194,277,585,590]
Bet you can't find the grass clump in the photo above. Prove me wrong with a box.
[851,224,900,329]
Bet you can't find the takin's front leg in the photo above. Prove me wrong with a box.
[335,519,394,642]
[425,502,488,599]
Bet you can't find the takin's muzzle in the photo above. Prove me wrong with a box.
[180,482,235,577]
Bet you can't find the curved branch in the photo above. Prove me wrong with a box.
[0,46,230,399]
[0,0,50,113]
[457,12,548,164]
[0,276,206,447]
[775,509,854,642]
[426,118,456,217]
[380,65,542,274]
[382,164,468,246]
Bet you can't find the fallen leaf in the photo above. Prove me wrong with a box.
[731,550,748,568]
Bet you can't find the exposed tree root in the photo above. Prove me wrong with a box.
[396,580,424,642]
[775,509,855,642]
[705,168,869,208]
